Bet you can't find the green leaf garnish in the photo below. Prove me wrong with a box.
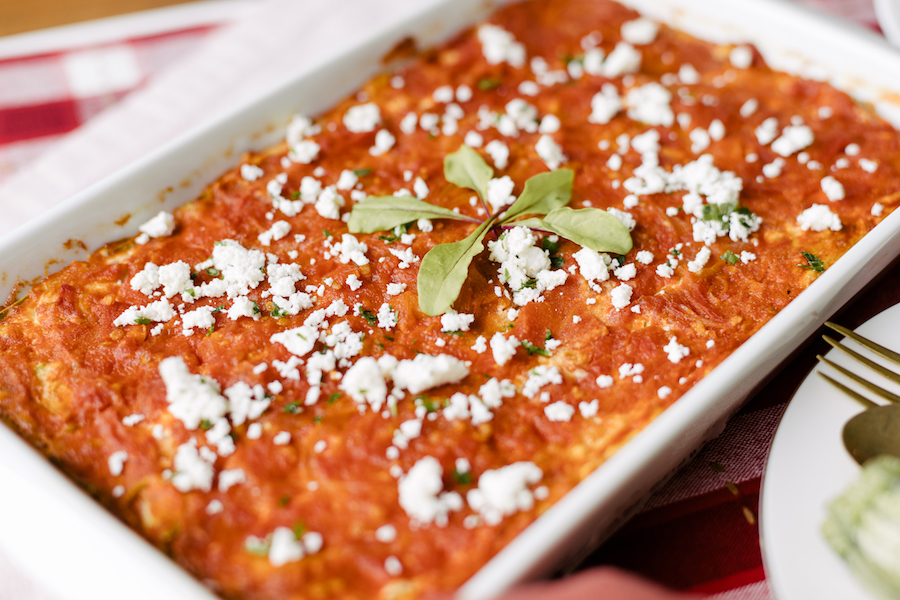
[418,220,493,316]
[271,306,288,318]
[503,169,574,220]
[443,145,494,200]
[477,77,501,91]
[327,392,341,404]
[349,196,473,234]
[279,495,290,506]
[452,470,473,485]
[798,251,825,272]
[293,522,307,539]
[283,401,302,414]
[721,250,740,265]
[200,419,214,430]
[360,310,377,326]
[521,340,551,357]
[347,146,634,316]
[206,267,220,277]
[353,168,372,177]
[134,316,152,325]
[513,207,632,255]
[323,229,332,238]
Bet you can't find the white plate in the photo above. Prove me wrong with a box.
[760,305,900,600]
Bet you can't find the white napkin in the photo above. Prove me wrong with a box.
[0,0,426,239]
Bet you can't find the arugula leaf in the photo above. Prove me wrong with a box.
[798,251,825,272]
[348,196,474,234]
[443,145,493,200]
[502,169,574,220]
[721,250,739,265]
[417,220,493,316]
[515,207,632,255]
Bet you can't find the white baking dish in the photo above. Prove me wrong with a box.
[2,1,900,599]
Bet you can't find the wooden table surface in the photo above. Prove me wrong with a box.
[0,0,199,37]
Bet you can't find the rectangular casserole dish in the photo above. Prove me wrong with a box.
[2,0,900,599]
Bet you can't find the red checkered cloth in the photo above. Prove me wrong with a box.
[0,1,886,599]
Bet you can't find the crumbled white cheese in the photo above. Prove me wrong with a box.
[158,356,226,430]
[485,140,510,170]
[340,356,388,411]
[687,247,711,273]
[663,336,690,363]
[181,305,215,336]
[522,365,563,399]
[472,335,488,354]
[772,125,814,157]
[730,45,753,69]
[218,468,245,492]
[739,99,758,118]
[398,456,464,526]
[821,176,845,201]
[392,353,469,394]
[441,312,475,332]
[603,42,641,78]
[343,102,381,133]
[535,135,566,170]
[610,283,633,310]
[579,399,599,418]
[635,250,654,264]
[377,303,397,330]
[240,164,264,181]
[596,375,614,388]
[108,451,128,476]
[490,333,519,366]
[477,24,526,67]
[544,401,575,422]
[466,462,542,526]
[369,129,396,157]
[289,140,320,164]
[860,158,878,173]
[486,176,516,214]
[797,204,842,232]
[171,440,216,493]
[588,84,622,125]
[622,18,658,45]
[624,83,673,127]
[137,211,175,243]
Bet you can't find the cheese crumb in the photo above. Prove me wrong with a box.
[820,176,845,201]
[466,462,542,526]
[398,456,464,526]
[663,337,690,363]
[544,401,575,422]
[797,204,842,232]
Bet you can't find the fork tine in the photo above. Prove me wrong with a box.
[823,335,900,387]
[816,370,879,409]
[825,321,900,367]
[816,354,900,404]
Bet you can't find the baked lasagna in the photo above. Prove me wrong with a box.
[0,0,897,598]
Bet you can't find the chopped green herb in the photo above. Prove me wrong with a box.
[327,392,341,404]
[206,267,220,277]
[279,495,290,506]
[200,419,214,430]
[544,329,554,341]
[506,322,515,330]
[416,395,441,413]
[614,254,626,267]
[360,310,377,326]
[211,305,225,314]
[244,537,269,556]
[353,168,372,177]
[445,330,464,336]
[377,342,384,350]
[477,77,501,91]
[521,278,538,289]
[283,401,302,414]
[379,222,411,244]
[798,251,825,272]
[271,306,288,318]
[323,229,332,238]
[292,522,307,539]
[291,191,301,199]
[206,325,215,337]
[522,340,551,357]
[186,288,196,298]
[542,237,565,268]
[134,316,152,325]
[252,301,261,315]
[313,415,323,424]
[670,248,681,257]
[452,470,472,485]
[384,335,395,342]
[721,250,740,265]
